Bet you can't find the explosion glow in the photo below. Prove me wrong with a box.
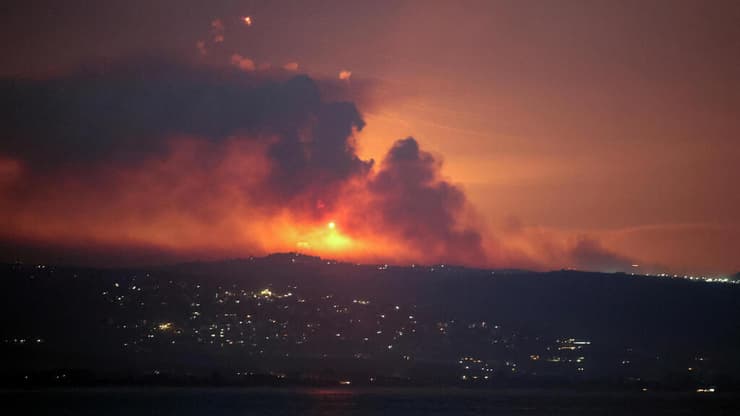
[0,57,509,268]
[0,58,644,271]
[1,1,737,276]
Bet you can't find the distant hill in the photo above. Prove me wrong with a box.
[2,255,740,389]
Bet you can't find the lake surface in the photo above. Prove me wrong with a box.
[2,388,739,415]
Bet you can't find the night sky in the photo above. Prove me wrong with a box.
[1,0,738,275]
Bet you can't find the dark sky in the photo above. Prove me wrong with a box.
[1,0,739,274]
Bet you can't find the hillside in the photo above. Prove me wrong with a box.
[2,254,739,389]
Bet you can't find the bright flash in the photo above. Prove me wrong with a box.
[243,16,252,26]
[328,221,336,230]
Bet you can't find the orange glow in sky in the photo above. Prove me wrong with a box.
[0,2,738,275]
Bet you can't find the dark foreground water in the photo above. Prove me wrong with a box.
[2,388,739,415]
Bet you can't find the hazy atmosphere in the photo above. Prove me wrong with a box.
[2,0,739,275]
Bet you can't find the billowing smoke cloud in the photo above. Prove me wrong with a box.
[0,58,638,271]
[0,58,488,266]
[1,59,373,215]
[367,138,485,264]
[568,237,635,273]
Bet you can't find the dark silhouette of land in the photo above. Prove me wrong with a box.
[3,253,739,391]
